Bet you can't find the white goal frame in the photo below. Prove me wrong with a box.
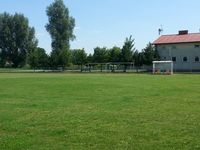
[153,61,173,75]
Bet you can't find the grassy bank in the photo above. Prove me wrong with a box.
[0,73,200,149]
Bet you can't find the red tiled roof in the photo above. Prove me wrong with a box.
[153,33,200,45]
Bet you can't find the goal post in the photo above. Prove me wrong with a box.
[153,61,173,75]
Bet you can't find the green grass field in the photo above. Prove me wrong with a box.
[1,73,200,150]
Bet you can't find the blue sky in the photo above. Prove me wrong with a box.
[0,0,200,54]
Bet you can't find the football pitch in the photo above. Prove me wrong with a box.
[0,73,200,150]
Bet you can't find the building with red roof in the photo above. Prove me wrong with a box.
[153,30,200,71]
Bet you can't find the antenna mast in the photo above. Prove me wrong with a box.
[158,25,163,36]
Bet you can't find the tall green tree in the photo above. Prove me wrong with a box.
[93,47,108,63]
[108,46,121,62]
[121,36,135,72]
[28,47,49,69]
[86,54,93,63]
[71,49,87,72]
[133,50,144,72]
[93,47,109,72]
[0,13,11,67]
[0,12,37,67]
[46,0,75,69]
[142,42,160,66]
[121,36,135,62]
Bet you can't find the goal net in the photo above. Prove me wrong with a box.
[153,61,173,75]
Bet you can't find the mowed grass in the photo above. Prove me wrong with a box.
[0,73,200,150]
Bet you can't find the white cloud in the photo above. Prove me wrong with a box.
[36,32,48,37]
[74,26,81,30]
[92,29,102,34]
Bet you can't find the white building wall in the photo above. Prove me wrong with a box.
[156,42,200,71]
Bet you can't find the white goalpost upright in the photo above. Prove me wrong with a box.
[153,61,173,75]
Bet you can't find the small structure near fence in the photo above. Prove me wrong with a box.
[85,62,134,72]
[153,61,173,75]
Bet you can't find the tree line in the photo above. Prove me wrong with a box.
[28,39,159,71]
[0,0,159,70]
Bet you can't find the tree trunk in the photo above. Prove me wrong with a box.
[124,65,127,72]
[112,64,115,72]
[81,64,83,72]
[89,65,91,72]
[62,65,65,72]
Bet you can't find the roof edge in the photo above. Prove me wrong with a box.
[153,41,200,45]
[159,32,200,37]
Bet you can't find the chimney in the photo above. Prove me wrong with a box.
[179,30,188,35]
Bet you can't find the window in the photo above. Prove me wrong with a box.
[195,56,199,62]
[172,57,176,62]
[183,57,188,62]
[172,46,176,49]
[195,45,200,48]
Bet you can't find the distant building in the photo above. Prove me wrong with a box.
[153,30,200,71]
